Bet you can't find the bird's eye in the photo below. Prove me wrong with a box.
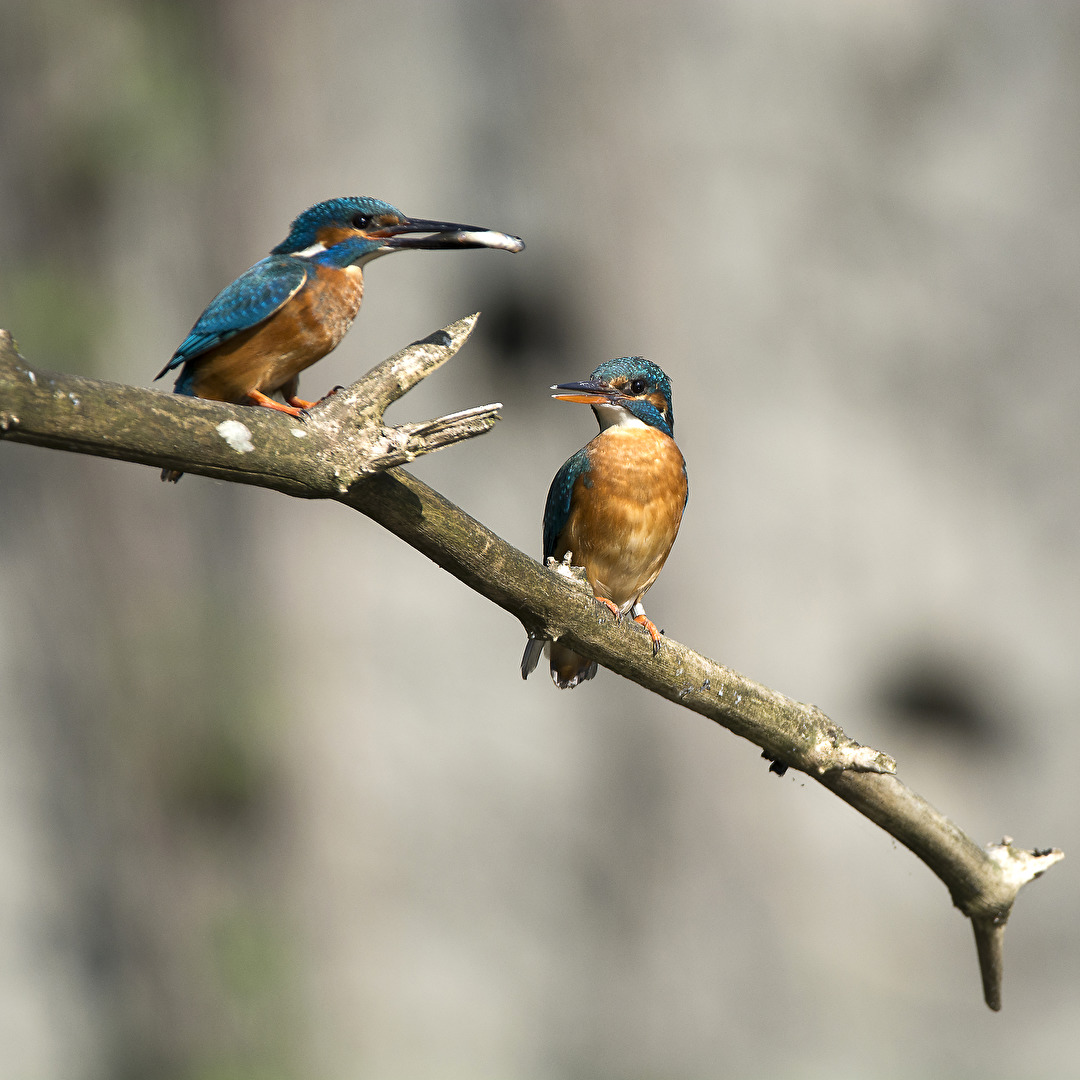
[350,213,372,229]
[629,378,647,395]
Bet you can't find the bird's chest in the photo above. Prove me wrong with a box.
[246,264,363,388]
[283,264,365,361]
[559,427,687,608]
[192,266,366,401]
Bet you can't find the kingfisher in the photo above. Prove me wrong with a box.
[155,195,524,481]
[521,357,688,689]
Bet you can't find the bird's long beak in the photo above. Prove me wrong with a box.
[376,217,525,253]
[550,378,617,405]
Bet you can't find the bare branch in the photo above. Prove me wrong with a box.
[0,319,1063,1011]
[0,316,497,491]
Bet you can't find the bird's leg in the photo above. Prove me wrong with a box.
[631,601,662,656]
[280,375,317,411]
[285,386,343,410]
[595,595,623,621]
[245,389,305,417]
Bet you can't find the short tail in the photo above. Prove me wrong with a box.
[161,468,183,483]
[521,637,597,689]
[548,642,598,689]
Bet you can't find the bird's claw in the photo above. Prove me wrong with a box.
[288,387,340,421]
[596,596,622,621]
[632,611,663,656]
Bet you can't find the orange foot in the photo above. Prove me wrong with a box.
[286,386,342,411]
[633,610,663,656]
[595,596,622,620]
[247,389,305,417]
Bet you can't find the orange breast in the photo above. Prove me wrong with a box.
[187,264,364,403]
[555,425,687,611]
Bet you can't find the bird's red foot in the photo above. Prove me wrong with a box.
[286,385,343,411]
[247,390,305,417]
[596,596,622,620]
[633,611,663,655]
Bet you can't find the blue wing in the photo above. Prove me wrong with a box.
[542,448,590,561]
[155,255,309,379]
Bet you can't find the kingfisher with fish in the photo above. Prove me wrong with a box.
[156,195,523,480]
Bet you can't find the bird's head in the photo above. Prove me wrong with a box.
[271,196,524,266]
[552,357,675,437]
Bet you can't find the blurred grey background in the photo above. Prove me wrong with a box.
[1,1,1077,1077]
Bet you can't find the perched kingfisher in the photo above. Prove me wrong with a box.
[521,357,688,689]
[155,195,524,480]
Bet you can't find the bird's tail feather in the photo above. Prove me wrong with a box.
[521,637,546,680]
[521,637,598,689]
[548,642,598,689]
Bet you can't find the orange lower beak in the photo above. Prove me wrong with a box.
[551,392,609,404]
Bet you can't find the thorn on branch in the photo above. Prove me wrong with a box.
[762,750,789,777]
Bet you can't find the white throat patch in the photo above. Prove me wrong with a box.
[594,402,648,431]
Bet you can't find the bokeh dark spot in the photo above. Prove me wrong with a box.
[477,284,576,369]
[877,656,1003,747]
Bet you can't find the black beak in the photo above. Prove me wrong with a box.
[550,378,618,405]
[377,217,525,253]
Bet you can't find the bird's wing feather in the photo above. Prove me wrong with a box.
[155,255,309,378]
[520,637,545,679]
[542,448,590,561]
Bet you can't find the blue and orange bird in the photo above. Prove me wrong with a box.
[521,357,688,689]
[155,195,524,480]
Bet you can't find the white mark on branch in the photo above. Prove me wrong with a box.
[438,403,505,424]
[290,428,308,438]
[985,838,1064,890]
[27,371,36,384]
[216,420,255,454]
[821,740,896,775]
[68,393,80,407]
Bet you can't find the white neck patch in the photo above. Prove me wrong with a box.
[289,241,391,267]
[290,241,327,258]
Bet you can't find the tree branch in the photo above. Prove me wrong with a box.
[0,319,1062,1011]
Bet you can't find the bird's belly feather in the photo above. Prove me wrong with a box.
[556,427,686,611]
